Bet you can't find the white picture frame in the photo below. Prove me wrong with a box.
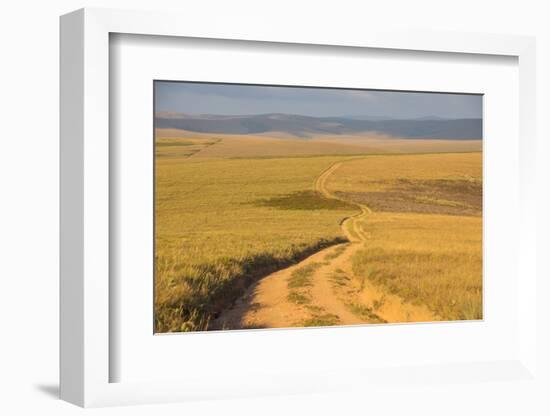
[60,7,538,408]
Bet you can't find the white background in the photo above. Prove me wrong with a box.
[1,1,549,415]
[112,34,519,383]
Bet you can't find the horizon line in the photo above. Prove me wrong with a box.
[154,111,482,120]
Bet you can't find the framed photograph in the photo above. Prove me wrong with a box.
[152,81,483,333]
[60,8,538,408]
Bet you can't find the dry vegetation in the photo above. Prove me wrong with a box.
[326,153,482,320]
[155,136,221,159]
[155,132,483,332]
[155,128,482,159]
[155,140,357,332]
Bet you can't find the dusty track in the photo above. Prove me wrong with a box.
[212,160,437,330]
[314,162,370,243]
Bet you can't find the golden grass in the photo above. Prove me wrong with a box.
[155,150,357,332]
[352,213,482,320]
[155,129,482,158]
[155,133,483,331]
[318,136,482,154]
[155,137,220,159]
[326,153,482,192]
[189,136,381,158]
[327,153,483,321]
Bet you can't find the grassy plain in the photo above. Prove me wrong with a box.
[156,128,482,158]
[155,138,358,332]
[326,153,482,320]
[155,132,483,331]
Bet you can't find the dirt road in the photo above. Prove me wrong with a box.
[212,160,437,330]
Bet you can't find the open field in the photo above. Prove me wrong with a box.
[325,153,482,320]
[350,213,482,320]
[155,128,482,158]
[155,132,483,332]
[155,145,357,332]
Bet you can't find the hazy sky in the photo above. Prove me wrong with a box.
[155,81,482,119]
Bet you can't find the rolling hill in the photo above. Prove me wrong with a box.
[154,112,482,140]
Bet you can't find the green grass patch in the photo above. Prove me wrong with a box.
[287,291,311,305]
[303,313,340,327]
[346,303,386,323]
[287,263,323,289]
[305,305,324,314]
[255,191,355,211]
[328,271,351,288]
[324,244,347,261]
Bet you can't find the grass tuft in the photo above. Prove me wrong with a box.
[287,263,323,289]
[324,244,347,261]
[287,291,311,305]
[346,303,386,323]
[303,313,340,327]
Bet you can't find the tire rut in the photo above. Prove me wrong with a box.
[212,158,438,330]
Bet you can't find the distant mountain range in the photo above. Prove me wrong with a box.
[155,113,482,140]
